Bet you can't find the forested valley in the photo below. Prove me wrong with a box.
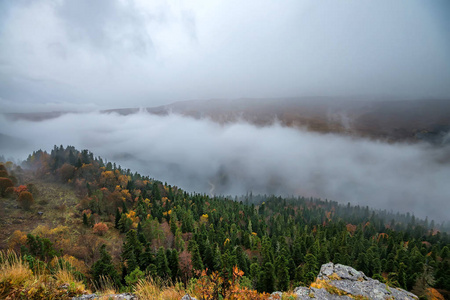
[0,145,449,299]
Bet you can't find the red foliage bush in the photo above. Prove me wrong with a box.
[92,222,108,236]
[14,185,28,195]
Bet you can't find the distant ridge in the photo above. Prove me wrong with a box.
[4,97,450,143]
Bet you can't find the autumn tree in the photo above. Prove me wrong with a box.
[93,222,108,236]
[58,163,75,182]
[17,191,34,210]
[179,250,193,285]
[0,164,8,177]
[0,177,14,197]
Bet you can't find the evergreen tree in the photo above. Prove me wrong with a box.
[168,249,180,281]
[83,213,89,227]
[114,208,121,229]
[190,241,204,272]
[258,262,275,293]
[156,247,171,279]
[122,230,142,275]
[152,182,161,201]
[249,263,260,289]
[276,254,290,291]
[92,244,120,287]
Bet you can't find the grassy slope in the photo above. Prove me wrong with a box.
[0,179,124,265]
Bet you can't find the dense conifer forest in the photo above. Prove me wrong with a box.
[0,145,449,299]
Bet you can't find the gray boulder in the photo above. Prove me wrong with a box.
[72,293,137,300]
[180,294,198,300]
[269,291,283,299]
[293,262,418,300]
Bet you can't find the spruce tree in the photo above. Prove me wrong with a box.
[258,262,275,293]
[190,241,204,272]
[156,247,171,279]
[83,213,89,227]
[276,255,290,291]
[122,230,142,275]
[114,208,121,229]
[92,244,120,287]
[168,249,180,281]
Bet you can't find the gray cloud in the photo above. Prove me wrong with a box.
[55,0,153,56]
[0,0,449,110]
[1,112,449,222]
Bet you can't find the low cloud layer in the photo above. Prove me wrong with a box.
[1,112,449,222]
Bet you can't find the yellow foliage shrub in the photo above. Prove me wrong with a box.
[7,231,27,252]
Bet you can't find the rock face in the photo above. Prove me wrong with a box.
[293,262,418,300]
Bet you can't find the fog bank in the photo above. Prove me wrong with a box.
[1,111,449,221]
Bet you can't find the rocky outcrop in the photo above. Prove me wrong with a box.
[75,264,418,300]
[72,293,137,300]
[292,262,418,300]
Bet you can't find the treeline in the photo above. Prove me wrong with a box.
[3,145,450,298]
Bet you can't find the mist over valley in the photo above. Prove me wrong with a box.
[2,98,450,222]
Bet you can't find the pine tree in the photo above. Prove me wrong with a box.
[122,230,142,275]
[114,208,121,229]
[92,244,120,287]
[258,262,275,293]
[276,254,290,291]
[168,249,180,281]
[152,182,161,201]
[140,243,155,270]
[156,247,171,279]
[190,241,204,272]
[249,263,260,289]
[83,213,89,227]
[236,246,249,275]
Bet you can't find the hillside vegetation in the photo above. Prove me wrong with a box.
[0,146,449,299]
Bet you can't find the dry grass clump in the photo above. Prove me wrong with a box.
[93,275,119,296]
[0,250,87,299]
[310,278,347,296]
[0,251,33,294]
[134,277,185,300]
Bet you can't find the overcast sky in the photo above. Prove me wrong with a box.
[1,0,450,112]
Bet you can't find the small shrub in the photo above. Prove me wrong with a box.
[17,191,34,210]
[125,267,145,286]
[0,177,13,197]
